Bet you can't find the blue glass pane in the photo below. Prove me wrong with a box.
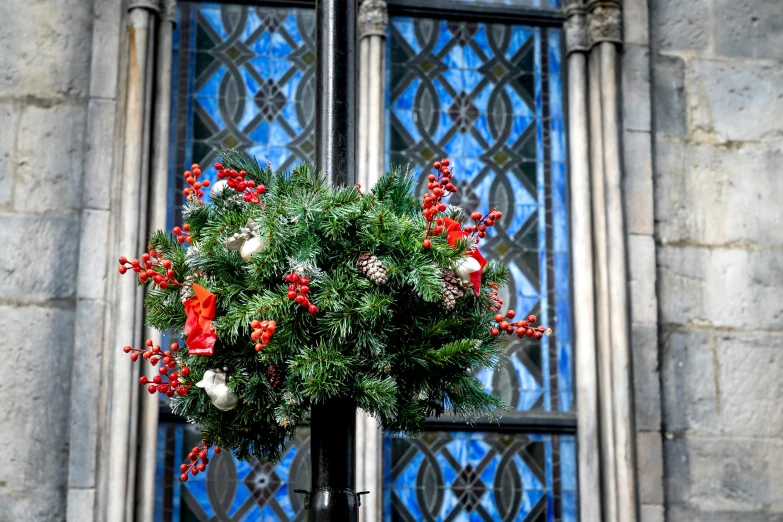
[387,18,571,416]
[155,423,310,522]
[169,2,316,215]
[385,431,576,521]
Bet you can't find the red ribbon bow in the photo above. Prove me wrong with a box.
[444,218,487,296]
[184,284,217,356]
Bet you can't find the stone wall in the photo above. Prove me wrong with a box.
[650,0,783,520]
[0,1,125,520]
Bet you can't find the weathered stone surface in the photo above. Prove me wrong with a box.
[650,0,710,51]
[0,0,93,98]
[0,215,79,303]
[628,234,657,324]
[637,431,664,504]
[623,131,654,235]
[658,246,783,330]
[0,305,74,517]
[714,0,783,61]
[76,209,111,301]
[688,59,783,143]
[623,44,652,132]
[655,143,783,247]
[662,329,783,437]
[88,0,123,99]
[14,102,87,214]
[0,102,19,206]
[652,54,686,138]
[66,488,96,522]
[623,0,650,46]
[67,299,106,489]
[632,324,661,430]
[640,504,664,522]
[82,99,118,210]
[668,506,783,522]
[664,437,783,512]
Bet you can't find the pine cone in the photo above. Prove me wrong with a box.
[266,364,284,389]
[442,270,465,310]
[358,252,388,285]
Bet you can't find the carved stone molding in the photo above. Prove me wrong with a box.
[128,0,160,13]
[564,5,589,55]
[160,0,177,24]
[359,0,388,39]
[588,0,622,47]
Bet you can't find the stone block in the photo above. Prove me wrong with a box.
[641,504,664,522]
[664,437,783,512]
[623,0,650,46]
[0,305,74,491]
[623,44,652,132]
[632,324,661,430]
[657,246,783,330]
[652,54,687,138]
[667,506,783,522]
[650,0,710,51]
[88,0,123,98]
[0,101,19,206]
[637,431,664,504]
[714,0,783,61]
[688,59,783,143]
[0,215,79,302]
[75,209,111,301]
[14,102,87,215]
[660,329,718,434]
[66,488,95,522]
[67,299,106,488]
[0,486,66,522]
[82,99,118,210]
[628,234,657,324]
[655,143,783,247]
[0,0,93,98]
[623,131,654,235]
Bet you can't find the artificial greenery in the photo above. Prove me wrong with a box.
[144,149,510,463]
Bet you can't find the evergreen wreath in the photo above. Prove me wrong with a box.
[118,149,551,480]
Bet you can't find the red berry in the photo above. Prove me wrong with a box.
[198,463,206,472]
[123,346,131,353]
[428,174,436,182]
[287,291,297,300]
[180,464,188,472]
[214,447,221,453]
[423,239,431,248]
[147,385,157,394]
[534,332,543,340]
[130,353,139,362]
[191,468,198,476]
[498,321,509,330]
[255,343,264,352]
[295,295,304,304]
[494,314,504,322]
[526,328,534,337]
[291,273,300,283]
[159,366,168,374]
[506,310,515,319]
[139,376,148,384]
[300,285,310,294]
[181,367,190,376]
[308,304,318,314]
[491,328,499,337]
[119,256,128,265]
[300,277,309,285]
[180,473,189,482]
[177,236,185,244]
[300,298,310,307]
[517,328,526,338]
[528,315,536,323]
[172,227,182,235]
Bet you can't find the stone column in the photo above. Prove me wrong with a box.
[356,1,388,520]
[564,4,603,522]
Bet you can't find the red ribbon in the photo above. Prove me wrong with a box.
[183,284,217,356]
[444,218,486,296]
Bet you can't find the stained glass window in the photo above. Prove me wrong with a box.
[387,17,571,416]
[385,431,576,521]
[159,3,315,520]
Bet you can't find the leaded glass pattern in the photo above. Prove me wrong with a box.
[155,422,311,521]
[384,431,577,521]
[170,2,316,212]
[386,17,572,415]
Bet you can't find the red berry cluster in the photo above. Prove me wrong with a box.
[183,164,210,204]
[466,208,502,240]
[251,320,277,352]
[123,341,191,397]
[487,282,504,312]
[215,162,267,203]
[172,224,192,244]
[285,273,318,314]
[179,441,220,482]
[490,313,552,340]
[118,247,181,289]
[422,159,458,248]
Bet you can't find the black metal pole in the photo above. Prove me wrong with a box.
[308,398,358,521]
[315,0,356,187]
[310,0,358,521]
